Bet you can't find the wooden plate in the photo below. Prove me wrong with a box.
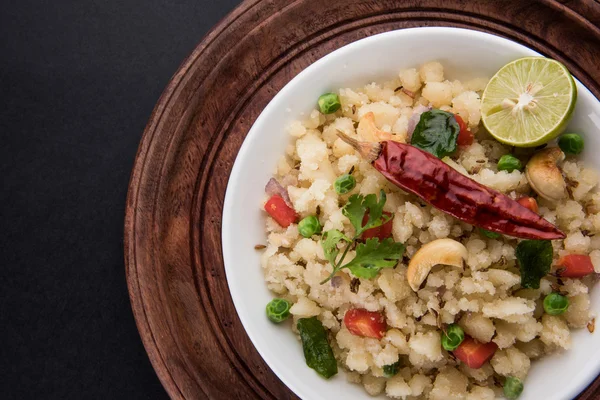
[124,1,600,398]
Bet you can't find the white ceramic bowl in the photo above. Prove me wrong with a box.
[222,27,600,400]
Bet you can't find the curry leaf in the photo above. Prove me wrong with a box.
[410,109,460,159]
[297,317,338,379]
[516,240,553,289]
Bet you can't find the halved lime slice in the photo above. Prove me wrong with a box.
[481,57,577,147]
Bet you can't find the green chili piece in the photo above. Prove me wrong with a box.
[297,317,338,379]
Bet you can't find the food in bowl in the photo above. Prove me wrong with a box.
[259,59,598,399]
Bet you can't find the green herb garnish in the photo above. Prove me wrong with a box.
[382,360,402,378]
[320,190,404,284]
[479,228,501,239]
[297,317,338,379]
[343,238,404,278]
[321,229,351,267]
[515,239,553,289]
[343,190,388,236]
[410,109,460,159]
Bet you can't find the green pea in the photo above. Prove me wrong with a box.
[503,376,524,400]
[558,133,584,155]
[266,298,292,323]
[298,215,322,238]
[497,154,523,172]
[543,292,569,315]
[382,360,401,378]
[334,174,356,195]
[318,93,341,114]
[441,324,464,351]
[479,228,501,239]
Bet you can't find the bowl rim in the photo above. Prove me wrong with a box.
[222,26,600,400]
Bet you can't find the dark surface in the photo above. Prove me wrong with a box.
[0,0,240,398]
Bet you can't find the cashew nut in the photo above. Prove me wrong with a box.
[525,147,567,202]
[406,238,468,292]
[357,112,402,142]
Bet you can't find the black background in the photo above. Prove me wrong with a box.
[1,0,241,398]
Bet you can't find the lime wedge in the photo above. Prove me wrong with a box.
[481,57,577,147]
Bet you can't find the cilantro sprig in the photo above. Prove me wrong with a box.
[320,190,405,284]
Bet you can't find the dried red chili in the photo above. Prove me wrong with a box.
[337,133,565,240]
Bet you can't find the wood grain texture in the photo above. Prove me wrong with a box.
[124,1,600,398]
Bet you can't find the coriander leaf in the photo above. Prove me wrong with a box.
[410,109,460,159]
[382,359,402,378]
[516,240,553,289]
[321,229,350,267]
[346,264,382,279]
[342,190,388,237]
[343,238,404,277]
[362,190,389,232]
[342,194,367,234]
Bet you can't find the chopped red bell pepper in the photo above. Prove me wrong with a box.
[454,114,474,147]
[453,336,497,369]
[264,195,298,227]
[344,308,387,339]
[556,254,595,278]
[361,211,393,241]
